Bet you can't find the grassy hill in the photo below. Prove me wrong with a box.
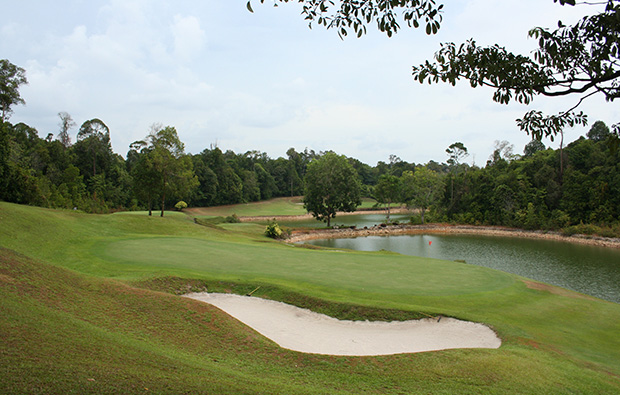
[1,201,619,393]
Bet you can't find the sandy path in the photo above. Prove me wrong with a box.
[185,293,501,356]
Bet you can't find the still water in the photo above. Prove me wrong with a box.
[304,234,620,303]
[280,213,412,228]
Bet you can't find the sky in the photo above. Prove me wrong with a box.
[2,0,617,166]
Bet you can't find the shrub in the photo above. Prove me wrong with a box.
[561,222,605,237]
[409,215,422,225]
[550,210,571,229]
[175,201,188,211]
[225,214,240,223]
[264,221,284,239]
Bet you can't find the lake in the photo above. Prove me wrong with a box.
[303,233,620,303]
[280,213,412,228]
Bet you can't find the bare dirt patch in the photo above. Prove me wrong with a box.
[523,280,597,301]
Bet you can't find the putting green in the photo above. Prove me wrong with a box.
[96,236,515,297]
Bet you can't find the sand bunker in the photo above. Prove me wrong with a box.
[184,293,501,356]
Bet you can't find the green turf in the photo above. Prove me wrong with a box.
[94,236,515,296]
[185,196,379,217]
[1,201,620,394]
[185,196,307,217]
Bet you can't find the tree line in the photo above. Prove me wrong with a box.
[0,115,391,215]
[2,113,619,233]
[362,122,620,233]
[0,116,315,214]
[443,122,620,231]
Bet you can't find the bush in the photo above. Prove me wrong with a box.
[549,210,571,229]
[175,201,188,211]
[225,214,240,223]
[264,221,284,239]
[409,215,422,225]
[561,222,608,237]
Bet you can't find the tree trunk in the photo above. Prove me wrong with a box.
[160,175,166,217]
[421,208,426,224]
[559,130,565,183]
[386,200,391,221]
[160,191,165,217]
[450,175,454,207]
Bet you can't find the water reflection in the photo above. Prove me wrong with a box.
[280,214,412,229]
[304,234,620,303]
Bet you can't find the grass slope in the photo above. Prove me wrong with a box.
[1,201,620,393]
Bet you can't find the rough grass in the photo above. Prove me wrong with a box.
[1,201,620,393]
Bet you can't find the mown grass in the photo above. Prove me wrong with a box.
[185,196,307,217]
[185,196,379,218]
[1,201,620,393]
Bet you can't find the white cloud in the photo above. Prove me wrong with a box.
[171,15,207,62]
[1,22,20,39]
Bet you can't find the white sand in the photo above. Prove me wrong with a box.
[184,293,501,356]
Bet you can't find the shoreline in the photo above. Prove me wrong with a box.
[238,208,411,223]
[285,223,620,249]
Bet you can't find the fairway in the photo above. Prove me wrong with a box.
[185,196,380,218]
[185,196,307,217]
[96,236,515,297]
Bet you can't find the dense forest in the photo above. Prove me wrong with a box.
[2,115,619,234]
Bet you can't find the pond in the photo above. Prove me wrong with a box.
[280,213,412,228]
[303,234,620,304]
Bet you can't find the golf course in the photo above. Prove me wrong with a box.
[2,198,620,394]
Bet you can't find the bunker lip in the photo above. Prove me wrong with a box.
[184,292,502,356]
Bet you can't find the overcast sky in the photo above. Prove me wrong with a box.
[2,1,617,166]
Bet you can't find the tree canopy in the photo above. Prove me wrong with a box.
[75,118,111,179]
[57,112,75,148]
[248,0,444,38]
[132,125,198,217]
[412,1,619,140]
[0,59,28,123]
[401,168,443,224]
[255,1,619,142]
[374,174,401,220]
[303,152,361,227]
